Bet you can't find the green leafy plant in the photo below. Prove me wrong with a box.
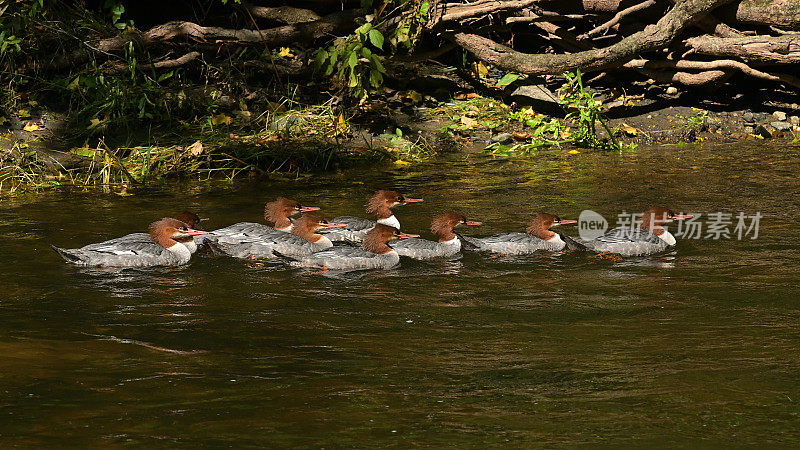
[559,69,632,151]
[388,0,430,51]
[678,110,709,130]
[314,20,387,100]
[102,0,132,29]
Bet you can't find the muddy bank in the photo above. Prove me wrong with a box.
[3,76,799,194]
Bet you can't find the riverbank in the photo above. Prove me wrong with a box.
[2,80,799,194]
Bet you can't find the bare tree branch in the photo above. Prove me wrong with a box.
[580,0,657,40]
[446,0,735,75]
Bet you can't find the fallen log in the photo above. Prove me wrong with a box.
[97,9,361,52]
[685,34,800,64]
[249,5,321,24]
[624,58,800,87]
[732,0,800,30]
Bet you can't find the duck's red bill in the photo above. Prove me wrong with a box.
[398,233,420,239]
[300,206,320,212]
[465,221,482,226]
[325,222,348,229]
[199,218,210,222]
[559,219,578,225]
[402,198,423,204]
[186,229,210,236]
[673,214,694,220]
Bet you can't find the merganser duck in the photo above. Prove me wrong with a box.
[280,224,419,270]
[81,210,209,254]
[321,190,422,243]
[573,206,693,256]
[392,211,482,260]
[52,218,209,267]
[208,213,347,259]
[199,197,318,246]
[462,213,577,254]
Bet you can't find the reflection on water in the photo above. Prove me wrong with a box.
[2,141,800,446]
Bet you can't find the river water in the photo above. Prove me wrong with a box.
[2,141,800,446]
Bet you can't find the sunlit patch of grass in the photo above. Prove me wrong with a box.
[430,96,513,132]
[0,103,418,195]
[677,109,709,131]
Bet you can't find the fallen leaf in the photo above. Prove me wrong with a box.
[402,90,423,104]
[460,116,479,130]
[23,123,40,132]
[620,123,637,136]
[71,145,96,157]
[212,114,233,125]
[393,159,411,166]
[455,92,480,100]
[471,61,488,78]
[278,47,294,58]
[568,150,581,154]
[186,140,203,156]
[512,132,530,140]
[17,109,31,119]
[88,117,107,130]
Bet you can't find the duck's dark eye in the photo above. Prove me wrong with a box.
[397,196,404,202]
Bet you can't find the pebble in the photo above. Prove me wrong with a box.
[754,124,773,138]
[744,126,754,133]
[742,112,754,123]
[790,116,800,126]
[666,86,678,95]
[772,121,791,132]
[488,133,513,144]
[773,111,787,121]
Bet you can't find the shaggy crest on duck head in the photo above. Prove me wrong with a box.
[525,213,562,240]
[291,213,329,243]
[365,190,405,219]
[430,211,467,242]
[173,211,203,228]
[363,223,401,254]
[640,205,675,236]
[149,218,191,249]
[264,197,301,228]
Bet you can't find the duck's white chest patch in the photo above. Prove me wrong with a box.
[313,235,333,249]
[658,230,677,246]
[166,243,192,262]
[546,234,565,248]
[377,215,401,229]
[441,237,459,246]
[182,240,198,254]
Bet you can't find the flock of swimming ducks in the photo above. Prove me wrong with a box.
[52,190,692,270]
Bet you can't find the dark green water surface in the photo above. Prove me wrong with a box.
[2,142,800,446]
